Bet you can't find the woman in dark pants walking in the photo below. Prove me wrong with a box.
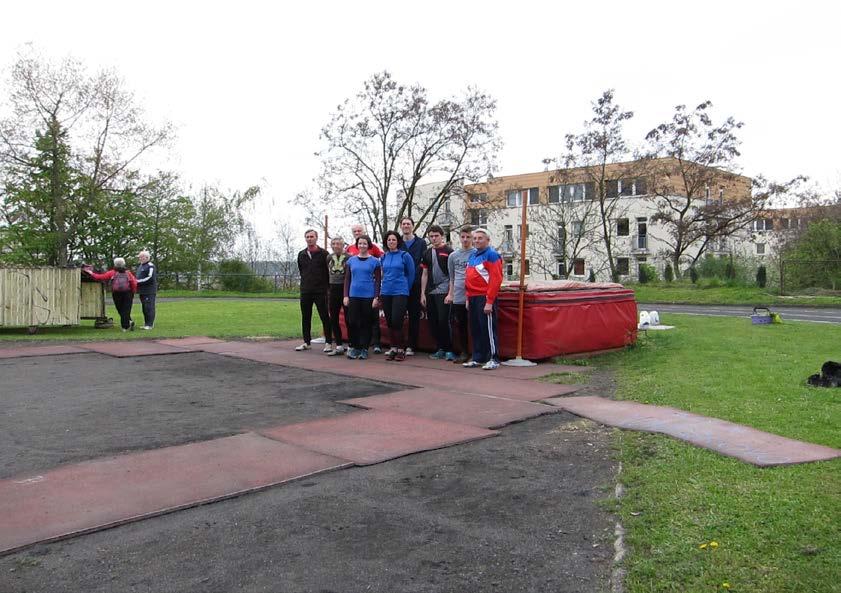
[84,257,138,332]
[379,230,415,361]
[343,235,381,360]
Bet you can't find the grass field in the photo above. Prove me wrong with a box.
[2,302,838,592]
[158,289,298,299]
[0,299,303,341]
[602,315,841,593]
[631,282,841,307]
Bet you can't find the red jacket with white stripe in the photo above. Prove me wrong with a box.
[465,247,503,304]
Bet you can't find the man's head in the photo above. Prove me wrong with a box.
[400,217,415,237]
[304,229,318,247]
[459,226,473,250]
[138,250,151,264]
[427,224,445,248]
[472,228,490,250]
[331,236,345,254]
[350,224,365,240]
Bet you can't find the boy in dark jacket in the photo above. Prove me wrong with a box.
[399,217,426,356]
[296,229,331,351]
[420,225,454,360]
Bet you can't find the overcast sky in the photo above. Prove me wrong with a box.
[3,0,840,240]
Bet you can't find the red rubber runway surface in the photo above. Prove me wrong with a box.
[78,341,199,357]
[339,388,559,429]
[0,433,350,555]
[0,345,88,358]
[545,396,841,467]
[259,410,498,466]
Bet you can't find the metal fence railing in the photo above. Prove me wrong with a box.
[158,272,300,293]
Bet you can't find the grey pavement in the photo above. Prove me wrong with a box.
[638,303,841,324]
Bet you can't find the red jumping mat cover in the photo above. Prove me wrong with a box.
[339,282,637,359]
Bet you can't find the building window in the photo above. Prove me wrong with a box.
[506,188,538,207]
[572,220,583,237]
[617,218,629,236]
[752,219,773,232]
[470,209,487,226]
[524,259,530,276]
[548,185,560,204]
[556,225,566,253]
[557,261,566,278]
[636,218,648,249]
[756,243,766,255]
[573,259,585,276]
[469,193,487,203]
[608,178,647,198]
[505,261,514,279]
[780,218,790,229]
[504,225,513,243]
[517,224,529,241]
[506,190,521,208]
[606,180,619,199]
[559,183,591,203]
[616,257,630,275]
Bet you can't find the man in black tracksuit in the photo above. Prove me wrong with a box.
[135,250,157,330]
[399,217,426,356]
[296,229,331,351]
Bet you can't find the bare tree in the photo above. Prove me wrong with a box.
[558,89,637,281]
[307,71,500,240]
[645,101,807,273]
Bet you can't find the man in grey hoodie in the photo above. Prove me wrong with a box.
[445,226,474,363]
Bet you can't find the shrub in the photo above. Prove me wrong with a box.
[689,266,698,284]
[638,263,657,284]
[588,269,596,283]
[725,257,737,281]
[756,265,767,288]
[218,259,273,292]
[664,263,674,283]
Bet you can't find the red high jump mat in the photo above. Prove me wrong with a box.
[0,345,88,359]
[259,410,497,466]
[0,433,349,555]
[78,341,198,357]
[545,396,841,467]
[339,388,559,429]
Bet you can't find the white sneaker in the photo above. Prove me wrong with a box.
[405,348,415,356]
[323,343,334,353]
[335,345,346,353]
[462,360,481,368]
[141,326,152,330]
[295,343,311,351]
[482,360,500,370]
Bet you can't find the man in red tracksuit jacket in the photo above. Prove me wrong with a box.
[462,228,503,370]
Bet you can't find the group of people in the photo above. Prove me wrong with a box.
[296,218,504,370]
[83,251,158,332]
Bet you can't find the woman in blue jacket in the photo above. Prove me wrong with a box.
[343,235,381,360]
[379,230,415,361]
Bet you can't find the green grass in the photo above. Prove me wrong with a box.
[0,300,304,341]
[600,314,841,593]
[631,282,841,306]
[158,289,298,298]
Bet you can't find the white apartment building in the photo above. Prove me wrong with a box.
[461,158,756,282]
